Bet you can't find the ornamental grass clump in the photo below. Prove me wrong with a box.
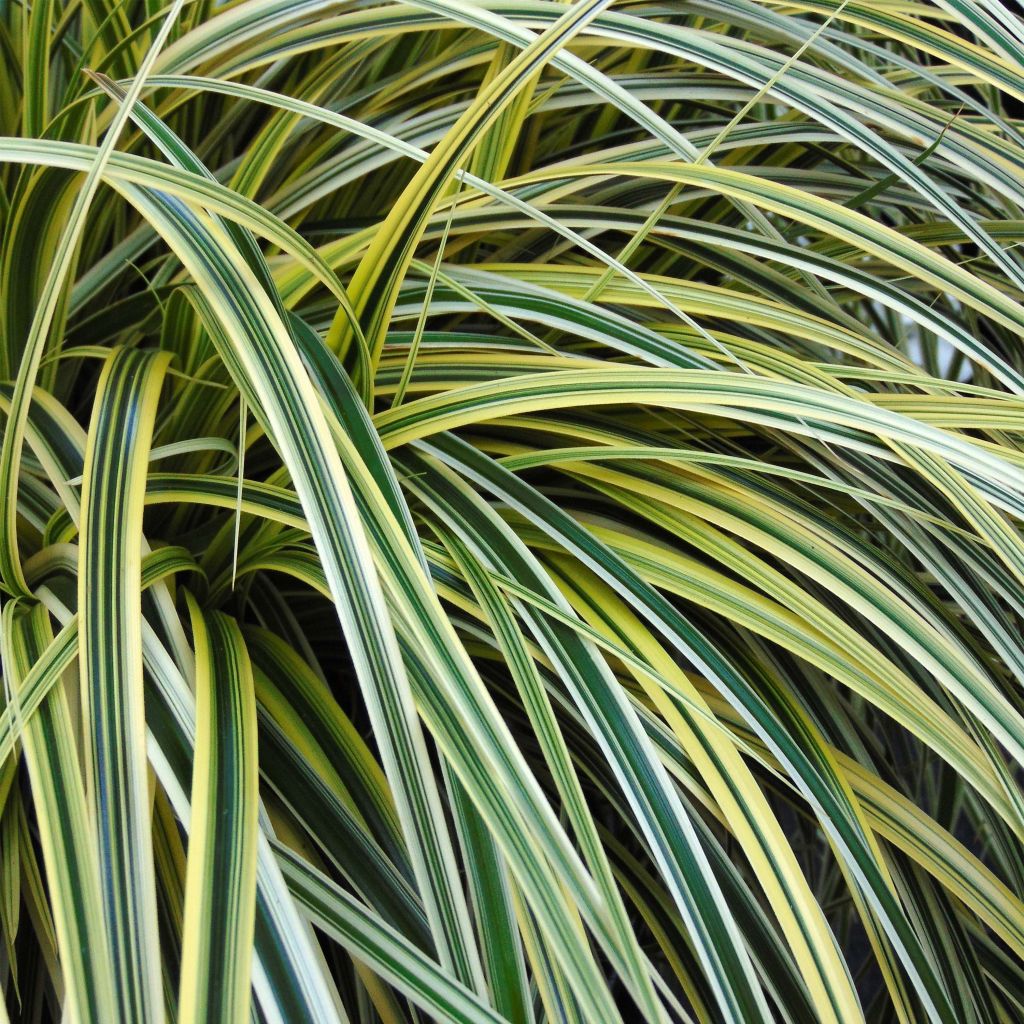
[3,1,1024,1022]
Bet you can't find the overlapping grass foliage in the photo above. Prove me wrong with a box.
[2,0,1024,1020]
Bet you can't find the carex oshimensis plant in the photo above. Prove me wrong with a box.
[2,0,1024,1021]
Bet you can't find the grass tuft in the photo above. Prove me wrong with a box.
[3,1,1024,1021]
